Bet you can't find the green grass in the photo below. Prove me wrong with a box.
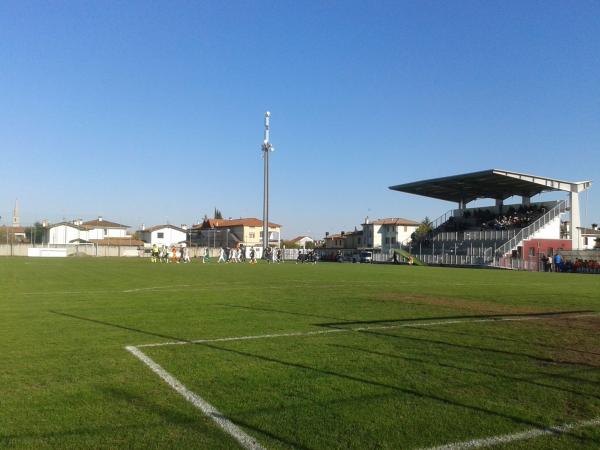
[1,257,599,449]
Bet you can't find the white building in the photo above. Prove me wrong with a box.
[48,217,130,245]
[289,235,314,248]
[139,224,187,247]
[361,217,420,251]
[578,225,600,250]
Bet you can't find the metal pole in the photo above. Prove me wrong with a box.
[262,111,274,252]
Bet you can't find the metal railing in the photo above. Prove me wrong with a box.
[494,200,567,257]
[433,229,519,242]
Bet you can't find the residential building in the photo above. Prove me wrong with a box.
[138,224,188,247]
[0,226,27,243]
[289,235,315,248]
[323,230,363,249]
[362,217,420,251]
[578,225,600,250]
[192,217,282,247]
[48,217,130,245]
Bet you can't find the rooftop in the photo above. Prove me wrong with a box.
[389,169,592,204]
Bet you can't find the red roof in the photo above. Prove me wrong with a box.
[0,226,26,234]
[194,218,281,229]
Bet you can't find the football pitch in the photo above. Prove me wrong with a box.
[1,258,600,449]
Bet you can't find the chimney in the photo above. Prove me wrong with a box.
[592,223,598,230]
[98,216,103,222]
[181,224,188,230]
[141,224,145,231]
[73,219,83,226]
[365,216,369,224]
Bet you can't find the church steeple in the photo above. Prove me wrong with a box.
[12,199,20,227]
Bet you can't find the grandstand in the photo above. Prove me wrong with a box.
[389,169,592,269]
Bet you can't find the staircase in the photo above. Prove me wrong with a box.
[493,200,568,258]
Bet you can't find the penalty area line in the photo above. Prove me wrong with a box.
[422,416,600,450]
[135,312,600,348]
[125,345,266,450]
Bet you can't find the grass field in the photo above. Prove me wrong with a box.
[1,257,600,449]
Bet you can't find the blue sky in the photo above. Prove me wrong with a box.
[1,1,599,238]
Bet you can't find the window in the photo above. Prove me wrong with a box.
[404,226,407,232]
[385,237,390,244]
[528,247,535,257]
[392,237,396,244]
[104,229,108,236]
[157,232,164,239]
[249,232,255,239]
[584,237,588,245]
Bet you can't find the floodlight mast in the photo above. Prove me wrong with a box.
[262,111,274,252]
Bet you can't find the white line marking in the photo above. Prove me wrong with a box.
[135,312,599,348]
[126,345,266,450]
[122,284,191,293]
[422,416,600,449]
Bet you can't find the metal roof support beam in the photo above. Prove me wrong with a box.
[494,170,591,194]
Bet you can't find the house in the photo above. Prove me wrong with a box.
[138,224,188,247]
[361,217,420,251]
[192,218,282,247]
[48,217,131,245]
[0,226,27,243]
[578,225,600,250]
[289,235,315,248]
[323,230,363,249]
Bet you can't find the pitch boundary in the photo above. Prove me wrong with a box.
[126,345,266,450]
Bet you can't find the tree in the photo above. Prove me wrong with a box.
[213,208,223,220]
[411,217,433,242]
[26,222,45,245]
[281,240,300,249]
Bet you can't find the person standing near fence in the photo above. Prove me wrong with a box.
[218,247,226,263]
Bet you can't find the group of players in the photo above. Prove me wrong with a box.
[217,245,283,264]
[149,243,318,265]
[150,244,191,263]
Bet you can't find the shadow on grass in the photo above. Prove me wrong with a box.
[359,327,600,370]
[406,321,600,357]
[0,424,158,444]
[48,310,191,344]
[48,309,600,447]
[315,309,594,328]
[329,343,600,401]
[214,303,350,322]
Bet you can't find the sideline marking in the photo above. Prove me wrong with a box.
[422,416,600,450]
[135,312,599,348]
[126,345,266,450]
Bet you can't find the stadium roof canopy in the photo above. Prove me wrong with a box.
[389,169,592,205]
